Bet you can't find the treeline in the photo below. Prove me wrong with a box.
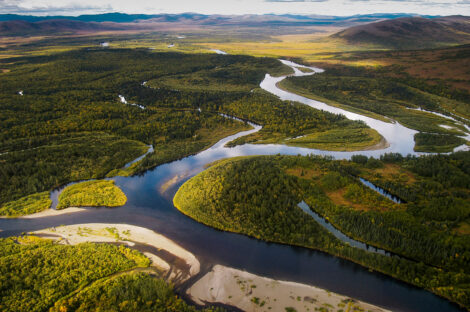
[414,133,466,153]
[174,153,470,309]
[56,180,127,209]
[0,192,51,217]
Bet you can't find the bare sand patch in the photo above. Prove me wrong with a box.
[19,207,87,219]
[188,265,390,312]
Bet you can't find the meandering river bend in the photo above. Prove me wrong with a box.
[0,61,465,312]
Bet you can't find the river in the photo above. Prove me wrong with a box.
[0,61,465,312]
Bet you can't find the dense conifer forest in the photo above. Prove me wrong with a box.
[174,152,470,309]
[0,49,373,210]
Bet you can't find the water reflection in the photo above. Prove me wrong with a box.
[298,201,391,255]
[359,178,404,204]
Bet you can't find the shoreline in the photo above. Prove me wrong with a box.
[362,135,390,151]
[0,207,88,219]
[187,264,391,312]
[276,80,394,124]
[32,223,392,312]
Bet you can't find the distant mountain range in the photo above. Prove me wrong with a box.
[0,12,427,24]
[332,16,470,49]
[1,12,469,50]
[0,20,130,36]
[0,12,432,36]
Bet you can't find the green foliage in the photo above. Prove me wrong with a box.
[175,157,313,242]
[174,153,470,309]
[0,132,147,205]
[51,272,224,312]
[414,132,466,153]
[222,92,374,148]
[0,236,150,312]
[403,152,470,189]
[1,48,369,207]
[146,56,290,92]
[320,172,348,191]
[352,154,385,168]
[343,183,395,209]
[57,180,127,209]
[284,128,382,151]
[0,191,51,217]
[0,49,276,204]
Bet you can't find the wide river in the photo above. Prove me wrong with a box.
[0,61,465,312]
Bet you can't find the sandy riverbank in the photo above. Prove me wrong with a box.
[363,136,390,151]
[12,207,88,219]
[34,223,200,282]
[188,265,390,312]
[32,224,390,311]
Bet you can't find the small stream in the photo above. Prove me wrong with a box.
[298,201,392,256]
[124,145,154,169]
[359,178,404,204]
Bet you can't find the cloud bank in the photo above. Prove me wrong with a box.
[0,0,468,16]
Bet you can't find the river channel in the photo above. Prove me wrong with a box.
[0,60,465,312]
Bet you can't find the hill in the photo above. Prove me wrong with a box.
[332,16,470,49]
[0,13,423,36]
[0,19,129,36]
[0,12,419,24]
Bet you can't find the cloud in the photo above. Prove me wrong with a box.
[379,0,424,1]
[0,0,111,15]
[0,0,467,16]
[265,0,328,2]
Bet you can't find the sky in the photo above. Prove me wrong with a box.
[1,0,469,17]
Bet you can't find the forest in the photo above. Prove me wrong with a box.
[0,191,51,217]
[0,235,222,312]
[280,64,470,152]
[0,48,379,212]
[56,180,127,210]
[174,152,470,309]
[51,272,224,312]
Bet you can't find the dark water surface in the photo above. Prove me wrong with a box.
[298,201,392,256]
[359,178,405,204]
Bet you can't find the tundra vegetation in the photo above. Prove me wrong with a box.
[174,152,470,309]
